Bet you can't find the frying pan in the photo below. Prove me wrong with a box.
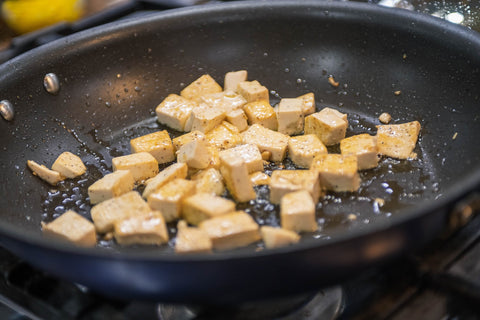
[0,0,480,304]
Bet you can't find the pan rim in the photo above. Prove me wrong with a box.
[1,0,480,262]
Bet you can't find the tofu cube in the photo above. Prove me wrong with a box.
[219,151,256,202]
[304,107,348,146]
[280,190,318,233]
[199,211,261,251]
[130,130,175,164]
[172,131,205,152]
[88,170,135,204]
[219,144,263,174]
[250,171,271,186]
[206,121,243,150]
[269,169,322,204]
[27,160,65,185]
[147,178,197,222]
[260,226,300,249]
[51,152,87,178]
[91,191,151,233]
[241,124,289,162]
[226,109,249,132]
[288,134,327,168]
[311,154,361,192]
[187,104,226,133]
[175,220,212,254]
[42,210,96,247]
[182,193,236,225]
[237,80,269,103]
[340,134,379,170]
[201,91,247,113]
[224,70,248,92]
[113,211,169,246]
[142,162,188,199]
[191,168,225,196]
[180,74,222,103]
[243,100,278,130]
[297,92,316,115]
[155,94,197,132]
[376,121,421,159]
[176,138,211,169]
[112,152,159,182]
[277,98,304,135]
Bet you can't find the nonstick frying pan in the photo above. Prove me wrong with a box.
[0,0,479,304]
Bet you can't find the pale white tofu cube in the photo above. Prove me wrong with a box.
[187,103,226,133]
[206,121,243,150]
[260,226,300,249]
[42,210,96,247]
[155,94,197,132]
[269,169,322,204]
[180,74,222,103]
[147,178,197,222]
[243,100,278,130]
[304,107,348,146]
[175,220,212,254]
[226,109,249,132]
[172,131,205,152]
[376,121,421,159]
[200,91,247,113]
[191,168,225,196]
[237,80,269,103]
[219,144,263,174]
[250,171,271,186]
[176,138,211,169]
[112,152,159,182]
[182,193,236,225]
[27,160,65,185]
[219,151,256,202]
[311,154,361,192]
[340,134,379,170]
[280,190,318,233]
[277,98,304,135]
[241,124,289,162]
[224,70,248,92]
[130,130,175,164]
[88,170,135,204]
[91,191,151,233]
[142,162,188,199]
[113,211,169,246]
[288,134,327,168]
[51,152,86,178]
[199,211,261,251]
[297,92,316,115]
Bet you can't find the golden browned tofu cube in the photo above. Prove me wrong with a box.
[224,70,248,92]
[147,178,197,222]
[219,144,263,174]
[199,211,261,251]
[130,130,175,164]
[311,154,360,192]
[277,98,304,135]
[172,130,205,152]
[226,109,249,132]
[88,170,135,204]
[297,92,316,115]
[186,104,226,133]
[180,74,222,103]
[243,100,278,130]
[237,80,269,103]
[142,162,188,199]
[191,168,225,196]
[155,94,197,132]
[288,134,327,168]
[42,210,96,247]
[241,124,289,162]
[201,91,247,113]
[182,193,236,225]
[112,152,159,182]
[27,160,65,185]
[260,226,300,249]
[280,190,318,233]
[340,134,379,170]
[250,171,271,186]
[206,121,243,150]
[269,169,322,204]
[91,191,151,233]
[376,121,421,159]
[304,107,348,146]
[176,137,212,170]
[219,151,256,202]
[175,220,212,254]
[113,211,169,246]
[51,152,86,178]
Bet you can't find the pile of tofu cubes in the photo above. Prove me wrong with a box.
[38,70,421,253]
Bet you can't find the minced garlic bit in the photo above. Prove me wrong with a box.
[347,213,357,221]
[402,53,407,59]
[379,112,392,124]
[394,90,401,96]
[374,198,385,207]
[452,132,458,140]
[328,75,339,87]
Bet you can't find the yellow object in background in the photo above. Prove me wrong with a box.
[1,0,85,34]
